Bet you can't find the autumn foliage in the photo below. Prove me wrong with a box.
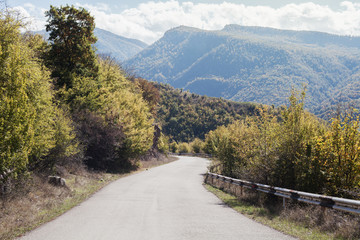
[206,89,360,196]
[0,6,157,184]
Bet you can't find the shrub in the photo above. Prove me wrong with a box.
[157,134,169,154]
[178,142,191,153]
[169,142,178,153]
[190,138,203,153]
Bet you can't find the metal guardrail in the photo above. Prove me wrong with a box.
[206,172,360,214]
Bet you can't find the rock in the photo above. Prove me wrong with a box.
[48,176,66,187]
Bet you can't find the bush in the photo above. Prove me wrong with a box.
[169,142,178,153]
[74,110,127,171]
[178,142,191,153]
[190,138,203,153]
[206,88,360,195]
[157,134,169,154]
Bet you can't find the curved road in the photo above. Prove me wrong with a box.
[20,156,295,240]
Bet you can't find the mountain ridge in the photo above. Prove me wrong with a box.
[34,28,148,62]
[94,28,148,61]
[125,24,360,112]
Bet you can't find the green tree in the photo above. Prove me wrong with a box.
[0,11,35,178]
[274,88,323,190]
[178,142,191,153]
[169,142,178,153]
[133,77,160,115]
[0,10,78,178]
[204,125,237,176]
[315,109,360,195]
[190,138,203,153]
[45,5,98,89]
[62,57,154,170]
[157,134,169,154]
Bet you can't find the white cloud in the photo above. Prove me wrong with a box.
[12,4,47,32]
[12,1,360,44]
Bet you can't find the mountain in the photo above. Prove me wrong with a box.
[94,28,147,62]
[34,28,147,62]
[124,25,360,111]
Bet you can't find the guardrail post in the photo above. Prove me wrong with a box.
[290,192,300,202]
[219,176,224,190]
[234,183,238,197]
[318,197,334,223]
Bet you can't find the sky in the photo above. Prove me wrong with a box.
[6,0,360,44]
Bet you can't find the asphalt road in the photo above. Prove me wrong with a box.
[19,156,295,240]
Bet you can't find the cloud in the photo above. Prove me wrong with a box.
[13,1,360,44]
[12,4,47,31]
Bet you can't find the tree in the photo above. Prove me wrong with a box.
[315,109,360,195]
[45,5,98,89]
[0,10,35,178]
[62,57,154,170]
[0,10,78,179]
[133,77,160,115]
[274,88,323,190]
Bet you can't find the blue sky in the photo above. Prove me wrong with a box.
[7,1,360,44]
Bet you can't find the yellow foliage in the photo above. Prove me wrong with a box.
[206,88,360,195]
[63,56,154,158]
[0,11,78,176]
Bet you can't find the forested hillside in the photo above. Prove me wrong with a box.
[155,83,258,142]
[35,28,148,62]
[94,28,148,62]
[125,25,360,112]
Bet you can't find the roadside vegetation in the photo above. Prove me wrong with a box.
[204,88,360,197]
[201,89,360,239]
[157,85,359,198]
[1,169,118,240]
[205,184,360,240]
[0,5,165,187]
[0,5,171,239]
[166,87,360,238]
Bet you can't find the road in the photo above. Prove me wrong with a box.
[19,156,295,240]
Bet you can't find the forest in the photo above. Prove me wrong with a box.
[155,83,258,142]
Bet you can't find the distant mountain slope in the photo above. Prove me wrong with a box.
[35,28,147,62]
[222,25,360,49]
[125,25,360,110]
[94,28,147,62]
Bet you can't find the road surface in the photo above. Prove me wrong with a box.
[19,156,295,240]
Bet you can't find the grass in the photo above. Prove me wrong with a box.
[0,156,178,240]
[204,184,353,240]
[0,172,119,240]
